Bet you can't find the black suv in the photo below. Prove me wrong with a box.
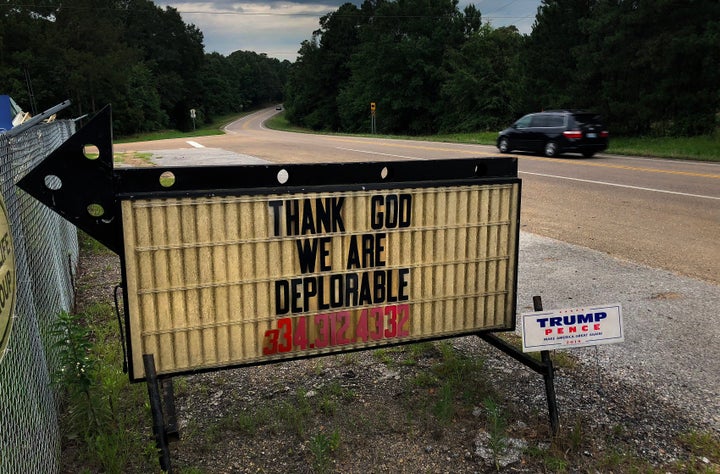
[497,110,608,157]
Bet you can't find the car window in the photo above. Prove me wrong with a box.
[529,114,546,127]
[515,115,532,128]
[548,115,565,127]
[531,114,563,127]
[572,114,602,127]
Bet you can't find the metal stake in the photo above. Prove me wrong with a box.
[534,295,560,436]
[144,354,172,473]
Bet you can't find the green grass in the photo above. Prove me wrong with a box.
[114,112,253,143]
[118,109,718,162]
[78,230,109,254]
[309,429,341,474]
[267,113,719,162]
[608,134,720,162]
[53,303,155,473]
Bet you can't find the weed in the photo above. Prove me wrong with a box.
[339,352,359,366]
[310,360,326,375]
[495,333,578,370]
[309,429,340,474]
[77,231,109,255]
[91,431,130,474]
[408,341,438,358]
[372,347,394,365]
[325,381,355,402]
[543,455,569,472]
[679,431,720,462]
[483,397,508,471]
[397,341,436,366]
[188,405,278,457]
[568,417,584,452]
[550,350,578,370]
[233,410,262,436]
[273,390,313,437]
[403,342,493,427]
[318,393,338,416]
[51,311,108,436]
[677,431,720,472]
[412,372,439,388]
[179,468,205,474]
[53,307,155,473]
[595,448,658,472]
[432,382,455,424]
[431,342,487,403]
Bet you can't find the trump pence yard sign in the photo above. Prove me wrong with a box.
[521,303,624,351]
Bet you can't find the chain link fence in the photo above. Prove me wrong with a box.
[0,120,79,473]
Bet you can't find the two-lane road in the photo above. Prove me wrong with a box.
[115,107,720,283]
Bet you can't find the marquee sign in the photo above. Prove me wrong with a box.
[120,180,519,379]
[17,106,521,381]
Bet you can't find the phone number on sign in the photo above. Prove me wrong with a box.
[263,304,410,356]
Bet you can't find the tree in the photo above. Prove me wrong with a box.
[285,3,364,130]
[122,0,205,130]
[113,63,168,134]
[520,0,595,112]
[337,0,467,134]
[577,0,720,135]
[439,25,523,132]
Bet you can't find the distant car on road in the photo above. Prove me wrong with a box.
[497,110,609,158]
[275,105,282,110]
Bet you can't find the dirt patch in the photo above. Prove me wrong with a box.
[113,151,154,167]
[650,291,684,300]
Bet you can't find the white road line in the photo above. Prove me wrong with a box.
[520,171,720,201]
[186,141,205,148]
[335,147,426,160]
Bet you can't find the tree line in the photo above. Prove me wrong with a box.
[2,0,718,137]
[0,0,289,135]
[285,0,720,136]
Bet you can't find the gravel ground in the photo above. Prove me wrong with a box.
[167,233,719,472]
[517,233,720,434]
[69,232,720,472]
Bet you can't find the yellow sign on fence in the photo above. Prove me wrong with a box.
[0,197,16,362]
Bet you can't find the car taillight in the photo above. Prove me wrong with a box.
[563,130,582,139]
[600,131,609,138]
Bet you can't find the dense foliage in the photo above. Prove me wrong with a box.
[2,0,718,137]
[286,0,720,136]
[0,0,289,135]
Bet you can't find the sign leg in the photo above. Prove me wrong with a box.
[161,377,179,442]
[144,354,172,473]
[533,296,560,436]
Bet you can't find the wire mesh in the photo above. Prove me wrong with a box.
[0,120,79,474]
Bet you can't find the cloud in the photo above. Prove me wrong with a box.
[160,1,345,60]
[160,0,540,61]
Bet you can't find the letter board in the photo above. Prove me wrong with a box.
[120,171,520,380]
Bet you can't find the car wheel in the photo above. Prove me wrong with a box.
[582,151,595,158]
[498,137,510,153]
[544,141,558,157]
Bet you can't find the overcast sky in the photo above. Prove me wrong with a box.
[160,0,542,61]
